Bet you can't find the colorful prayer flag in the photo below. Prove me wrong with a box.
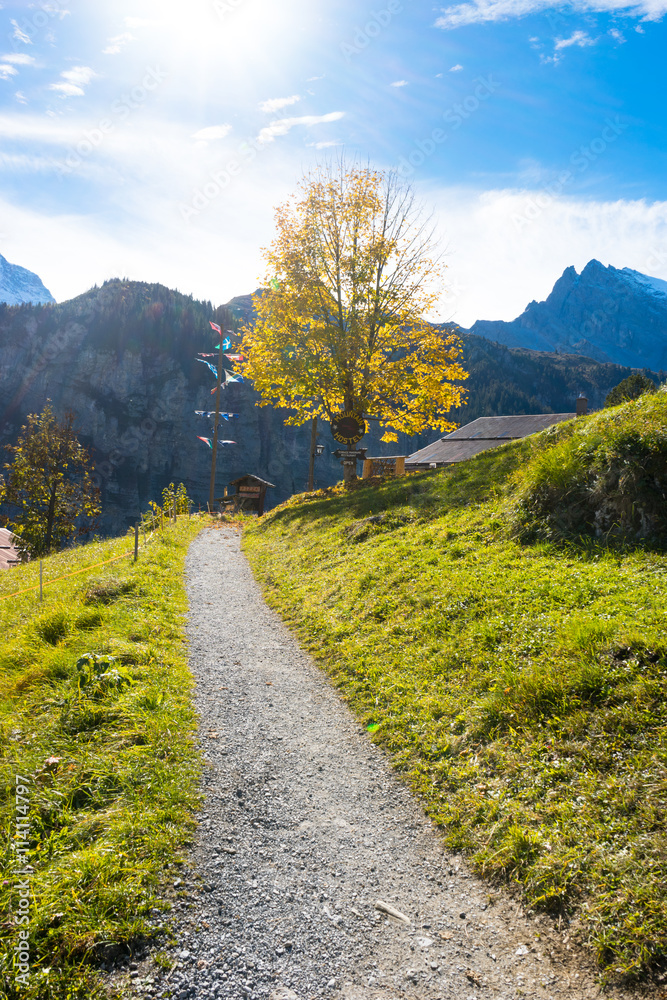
[197,436,213,448]
[209,321,222,334]
[196,357,218,378]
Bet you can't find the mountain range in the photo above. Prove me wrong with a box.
[0,253,55,307]
[466,259,667,372]
[0,263,663,536]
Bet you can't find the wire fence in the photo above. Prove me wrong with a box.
[0,509,206,604]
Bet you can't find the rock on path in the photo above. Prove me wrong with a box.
[139,525,636,1000]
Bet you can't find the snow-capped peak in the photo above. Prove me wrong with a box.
[0,253,55,306]
[620,266,667,299]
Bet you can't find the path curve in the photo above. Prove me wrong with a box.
[147,525,635,1000]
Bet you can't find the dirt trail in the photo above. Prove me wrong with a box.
[130,525,641,1000]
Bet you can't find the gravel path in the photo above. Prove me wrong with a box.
[137,525,637,1000]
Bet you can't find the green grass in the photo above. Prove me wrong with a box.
[0,517,206,999]
[243,396,667,985]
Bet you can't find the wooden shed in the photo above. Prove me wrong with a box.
[227,474,275,516]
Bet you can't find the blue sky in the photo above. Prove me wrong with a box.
[0,0,665,325]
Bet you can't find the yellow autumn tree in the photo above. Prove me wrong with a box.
[241,161,468,478]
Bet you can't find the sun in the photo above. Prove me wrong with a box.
[128,0,313,68]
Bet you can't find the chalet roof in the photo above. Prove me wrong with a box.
[0,528,22,570]
[228,474,276,488]
[445,413,575,440]
[407,412,575,467]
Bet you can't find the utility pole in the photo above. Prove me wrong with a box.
[308,416,317,490]
[208,313,227,511]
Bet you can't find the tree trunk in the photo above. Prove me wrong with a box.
[308,416,317,490]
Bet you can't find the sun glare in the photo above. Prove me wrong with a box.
[131,0,312,68]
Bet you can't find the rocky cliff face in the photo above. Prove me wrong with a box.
[468,260,667,371]
[0,278,657,538]
[0,281,425,536]
[0,253,55,306]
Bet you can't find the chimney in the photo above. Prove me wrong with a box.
[576,393,588,417]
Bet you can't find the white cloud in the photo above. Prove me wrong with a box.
[1,54,36,66]
[449,63,464,71]
[192,124,233,140]
[555,30,596,48]
[426,185,667,325]
[10,19,31,44]
[0,152,58,172]
[390,79,408,87]
[307,74,325,81]
[257,111,344,145]
[15,92,28,104]
[49,65,96,98]
[609,27,626,40]
[258,94,300,113]
[307,139,343,149]
[0,64,18,80]
[103,32,136,55]
[435,0,667,30]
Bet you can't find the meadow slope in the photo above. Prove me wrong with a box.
[0,517,204,1000]
[243,393,667,985]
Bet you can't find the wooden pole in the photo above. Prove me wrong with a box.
[208,313,227,511]
[39,560,43,602]
[308,416,317,491]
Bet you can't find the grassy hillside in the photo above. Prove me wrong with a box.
[243,391,667,984]
[0,517,205,999]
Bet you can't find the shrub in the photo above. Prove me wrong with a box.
[509,392,667,545]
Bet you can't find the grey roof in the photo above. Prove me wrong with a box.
[444,413,575,440]
[407,412,575,467]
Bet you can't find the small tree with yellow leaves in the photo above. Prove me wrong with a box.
[240,161,468,481]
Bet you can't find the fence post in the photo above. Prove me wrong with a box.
[134,522,139,562]
[39,560,43,602]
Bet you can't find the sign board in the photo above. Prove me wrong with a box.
[362,456,406,479]
[330,411,366,445]
[333,449,367,460]
[228,474,275,516]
